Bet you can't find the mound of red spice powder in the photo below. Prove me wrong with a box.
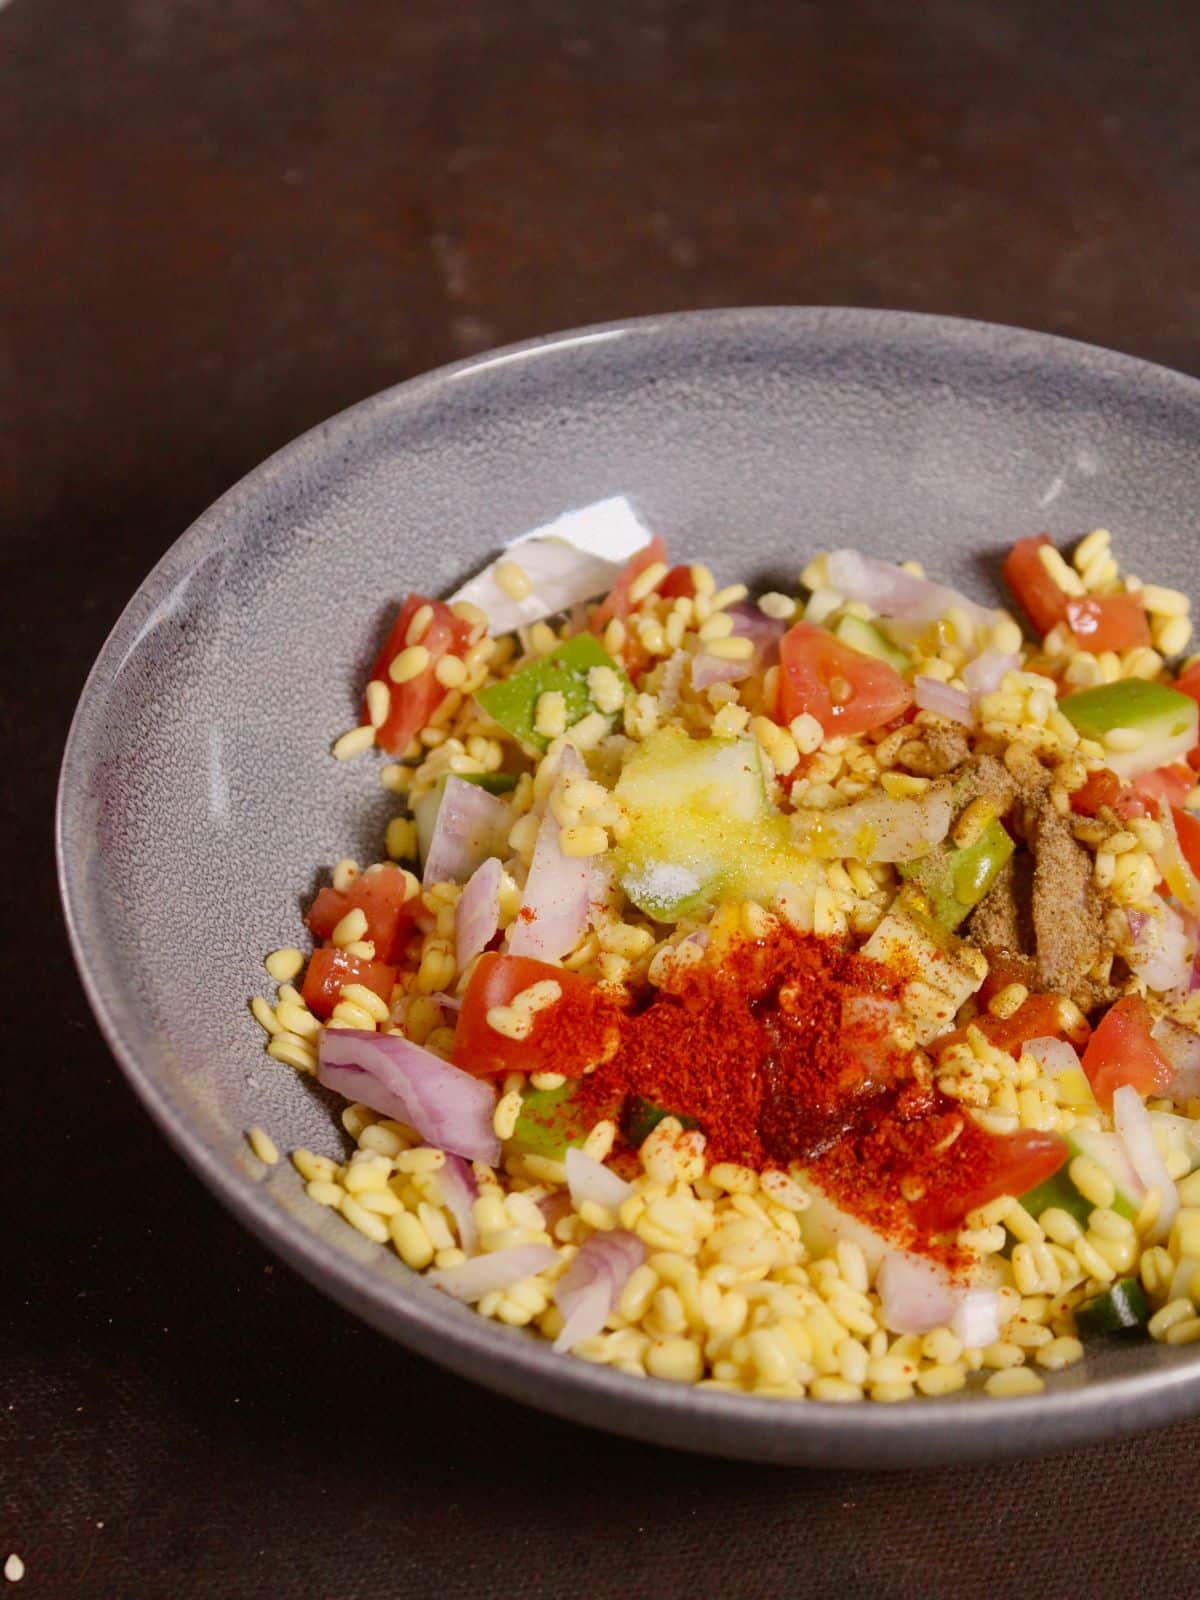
[571,923,1066,1261]
[579,926,920,1170]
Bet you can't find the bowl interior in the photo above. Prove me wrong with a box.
[59,308,1200,1465]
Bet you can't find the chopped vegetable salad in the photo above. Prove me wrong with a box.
[250,524,1200,1404]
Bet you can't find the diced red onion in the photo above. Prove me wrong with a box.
[428,990,462,1012]
[877,1250,999,1346]
[422,777,511,888]
[876,1250,957,1334]
[1152,1015,1200,1104]
[825,549,997,628]
[962,649,1020,700]
[951,1288,1001,1350]
[1023,1036,1083,1078]
[1113,1084,1178,1244]
[318,1028,500,1165]
[913,676,973,726]
[449,535,627,637]
[552,1229,645,1352]
[427,1243,558,1303]
[537,1189,574,1230]
[455,855,503,971]
[565,1147,634,1212]
[508,747,593,962]
[690,604,786,691]
[434,1154,480,1253]
[1127,903,1194,995]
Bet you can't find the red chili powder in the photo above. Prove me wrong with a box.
[580,925,915,1169]
[568,923,1065,1261]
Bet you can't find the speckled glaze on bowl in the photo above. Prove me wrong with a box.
[58,309,1200,1466]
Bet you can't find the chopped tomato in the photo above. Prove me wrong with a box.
[976,955,1033,1006]
[1071,767,1136,819]
[1064,592,1151,654]
[916,1129,1069,1233]
[1172,806,1200,879]
[1068,765,1191,823]
[936,992,1090,1059]
[1081,996,1173,1111]
[306,863,418,964]
[453,952,619,1078]
[590,536,668,632]
[777,621,912,738]
[1174,661,1200,710]
[365,594,474,756]
[302,947,397,1020]
[1002,535,1067,637]
[1004,536,1151,652]
[658,564,696,600]
[1133,764,1194,810]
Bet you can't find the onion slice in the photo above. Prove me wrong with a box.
[1023,1036,1083,1078]
[1126,903,1194,995]
[565,1147,634,1212]
[1153,803,1200,917]
[428,1243,558,1303]
[913,676,972,727]
[963,649,1020,700]
[825,549,998,630]
[318,1028,500,1165]
[1113,1083,1178,1244]
[552,1229,645,1352]
[508,748,593,962]
[791,785,952,862]
[457,537,622,634]
[455,856,503,971]
[434,1154,480,1253]
[422,777,511,889]
[691,605,786,691]
[1152,1015,1200,1104]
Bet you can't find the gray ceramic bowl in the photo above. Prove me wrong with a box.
[58,308,1200,1466]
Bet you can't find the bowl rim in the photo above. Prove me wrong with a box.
[56,305,1200,1466]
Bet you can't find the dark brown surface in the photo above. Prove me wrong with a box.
[6,1,1200,1594]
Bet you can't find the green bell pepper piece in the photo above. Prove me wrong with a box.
[623,1094,699,1147]
[1059,680,1197,778]
[475,634,631,752]
[1074,1277,1150,1339]
[898,816,1014,931]
[507,1082,592,1160]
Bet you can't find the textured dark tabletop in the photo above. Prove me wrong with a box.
[6,2,1200,1595]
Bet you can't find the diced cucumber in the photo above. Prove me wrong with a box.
[861,890,988,1043]
[616,727,766,821]
[1065,1127,1145,1221]
[623,1095,698,1147]
[507,1082,591,1160]
[898,816,1014,931]
[475,634,630,752]
[1018,1169,1092,1228]
[834,614,911,673]
[413,772,518,865]
[614,728,783,921]
[1019,1128,1145,1225]
[1059,679,1198,780]
[1074,1277,1150,1338]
